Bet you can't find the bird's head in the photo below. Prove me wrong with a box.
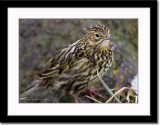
[84,25,114,48]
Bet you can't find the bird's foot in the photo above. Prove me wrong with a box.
[83,88,105,99]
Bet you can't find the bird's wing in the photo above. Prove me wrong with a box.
[53,57,91,94]
[39,40,80,79]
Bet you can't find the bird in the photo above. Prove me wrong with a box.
[21,24,114,102]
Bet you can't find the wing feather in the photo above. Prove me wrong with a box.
[39,40,80,79]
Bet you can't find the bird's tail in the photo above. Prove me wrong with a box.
[20,82,40,98]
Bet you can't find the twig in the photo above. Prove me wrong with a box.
[85,95,102,103]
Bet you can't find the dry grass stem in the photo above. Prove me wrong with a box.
[85,95,102,103]
[106,87,138,103]
[135,96,138,103]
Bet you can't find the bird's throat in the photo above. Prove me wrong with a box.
[99,40,110,50]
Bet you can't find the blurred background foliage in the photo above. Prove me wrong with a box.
[19,19,138,103]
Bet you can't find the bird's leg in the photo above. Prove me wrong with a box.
[93,88,103,92]
[83,88,105,99]
[89,89,95,99]
[72,95,79,103]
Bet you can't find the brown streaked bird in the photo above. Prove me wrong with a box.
[21,24,114,102]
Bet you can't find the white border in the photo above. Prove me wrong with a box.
[8,8,150,116]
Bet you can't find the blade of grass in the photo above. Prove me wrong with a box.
[96,70,121,103]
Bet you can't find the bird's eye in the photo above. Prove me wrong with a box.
[95,34,99,37]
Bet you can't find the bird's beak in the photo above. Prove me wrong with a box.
[105,36,114,41]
